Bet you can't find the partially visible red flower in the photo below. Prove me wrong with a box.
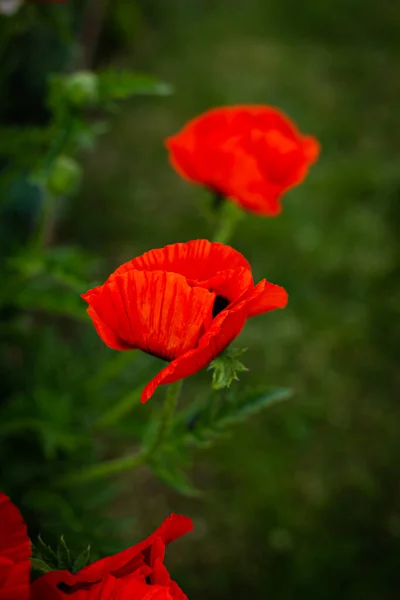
[0,492,31,600]
[32,514,193,600]
[82,239,288,402]
[165,105,320,216]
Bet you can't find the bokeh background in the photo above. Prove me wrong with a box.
[1,1,400,598]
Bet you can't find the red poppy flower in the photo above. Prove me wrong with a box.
[32,514,193,600]
[82,239,288,402]
[165,105,320,216]
[0,492,31,600]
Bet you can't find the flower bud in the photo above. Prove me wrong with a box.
[64,71,99,108]
[47,155,82,196]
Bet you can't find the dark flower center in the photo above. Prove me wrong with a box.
[57,581,96,594]
[212,295,230,319]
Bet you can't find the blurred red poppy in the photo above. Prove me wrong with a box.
[82,239,288,402]
[165,105,320,216]
[32,514,193,600]
[0,492,31,600]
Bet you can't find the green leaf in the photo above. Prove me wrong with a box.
[34,536,58,569]
[208,347,248,390]
[149,456,199,497]
[72,545,91,574]
[46,155,82,197]
[56,535,71,570]
[64,71,99,108]
[94,385,142,429]
[98,70,173,101]
[178,387,293,448]
[30,557,53,574]
[0,126,52,159]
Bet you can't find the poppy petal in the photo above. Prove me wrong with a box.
[166,105,319,216]
[112,240,251,284]
[83,270,215,361]
[41,514,193,587]
[141,298,249,402]
[32,573,174,600]
[190,266,253,304]
[141,278,288,402]
[87,306,133,350]
[0,493,31,600]
[245,280,288,317]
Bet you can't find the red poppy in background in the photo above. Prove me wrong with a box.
[0,492,31,600]
[32,513,193,600]
[165,105,320,216]
[82,239,288,403]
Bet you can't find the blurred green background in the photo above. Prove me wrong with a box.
[1,0,400,598]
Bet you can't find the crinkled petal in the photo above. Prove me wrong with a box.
[87,306,133,350]
[246,280,288,317]
[166,105,320,216]
[112,240,251,283]
[83,270,215,361]
[189,266,253,304]
[141,279,288,402]
[0,493,31,600]
[32,573,174,600]
[34,515,193,590]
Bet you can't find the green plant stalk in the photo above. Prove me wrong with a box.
[33,189,55,252]
[56,380,183,486]
[94,385,142,430]
[31,114,74,252]
[146,379,183,455]
[56,450,148,486]
[212,194,244,244]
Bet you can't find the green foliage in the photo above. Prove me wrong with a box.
[3,2,399,600]
[46,155,82,197]
[64,72,99,108]
[32,535,91,574]
[174,387,292,448]
[97,70,173,101]
[208,347,248,390]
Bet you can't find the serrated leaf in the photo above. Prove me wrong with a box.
[149,459,199,497]
[98,70,173,100]
[34,536,58,569]
[72,545,91,573]
[208,347,248,390]
[30,557,53,574]
[56,535,71,570]
[179,387,292,448]
[217,387,293,427]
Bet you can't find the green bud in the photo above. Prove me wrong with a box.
[47,155,82,197]
[208,347,248,390]
[64,71,99,108]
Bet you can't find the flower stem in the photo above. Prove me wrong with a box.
[56,381,183,487]
[212,193,244,245]
[93,382,143,430]
[146,379,183,455]
[32,189,54,252]
[56,450,148,486]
